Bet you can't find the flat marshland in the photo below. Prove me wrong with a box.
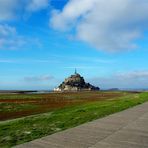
[0,91,148,147]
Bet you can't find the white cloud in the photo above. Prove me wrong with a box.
[26,0,49,12]
[50,0,148,51]
[0,78,56,90]
[117,71,148,79]
[0,24,16,37]
[0,0,19,21]
[24,75,54,82]
[0,24,41,50]
[0,0,49,21]
[89,70,148,89]
[0,24,16,48]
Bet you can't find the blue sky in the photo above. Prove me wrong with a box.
[0,0,148,90]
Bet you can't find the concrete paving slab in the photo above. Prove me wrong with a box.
[102,130,148,145]
[90,141,148,148]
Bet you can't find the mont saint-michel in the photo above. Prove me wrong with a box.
[54,70,100,92]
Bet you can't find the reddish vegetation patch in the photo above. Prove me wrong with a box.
[0,92,125,121]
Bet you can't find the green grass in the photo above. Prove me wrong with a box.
[0,92,148,147]
[0,94,42,100]
[0,103,38,113]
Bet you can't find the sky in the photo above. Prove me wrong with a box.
[0,0,148,90]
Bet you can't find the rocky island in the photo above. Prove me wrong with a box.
[54,70,100,92]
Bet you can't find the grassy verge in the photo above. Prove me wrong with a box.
[0,92,148,147]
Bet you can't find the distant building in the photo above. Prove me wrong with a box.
[54,70,100,92]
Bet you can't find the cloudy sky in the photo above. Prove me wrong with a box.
[0,0,148,90]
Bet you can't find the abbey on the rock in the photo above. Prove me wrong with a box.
[54,70,100,92]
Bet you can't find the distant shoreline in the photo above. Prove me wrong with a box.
[0,90,53,94]
[0,89,147,94]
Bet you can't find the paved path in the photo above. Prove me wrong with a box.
[16,102,148,148]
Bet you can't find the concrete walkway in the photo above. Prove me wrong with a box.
[16,102,148,148]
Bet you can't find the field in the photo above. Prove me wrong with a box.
[0,91,148,147]
[0,91,124,121]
